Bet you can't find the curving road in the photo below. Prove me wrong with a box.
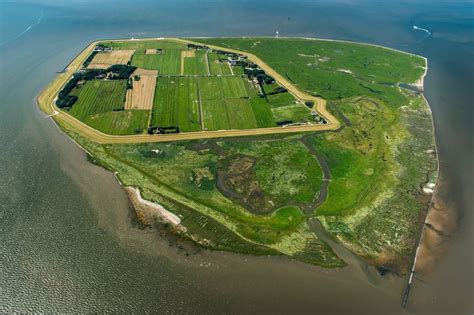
[37,38,340,144]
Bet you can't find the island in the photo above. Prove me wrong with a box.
[38,37,438,273]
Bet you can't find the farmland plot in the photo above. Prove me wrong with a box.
[84,110,150,135]
[208,52,232,75]
[271,104,313,123]
[106,40,186,51]
[250,97,275,128]
[220,76,248,99]
[183,50,208,75]
[125,68,158,110]
[132,49,181,74]
[88,50,135,68]
[202,99,230,130]
[225,99,258,129]
[198,76,223,100]
[70,80,127,120]
[152,77,200,131]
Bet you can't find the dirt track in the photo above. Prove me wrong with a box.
[38,38,340,144]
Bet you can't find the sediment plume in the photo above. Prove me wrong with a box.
[415,179,458,274]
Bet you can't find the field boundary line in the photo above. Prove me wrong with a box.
[205,51,211,76]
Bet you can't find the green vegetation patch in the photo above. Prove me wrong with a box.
[218,139,324,211]
[132,49,182,74]
[183,50,208,75]
[191,37,437,271]
[67,79,149,135]
[152,76,200,131]
[69,80,126,120]
[84,110,150,135]
[271,104,314,124]
[52,38,438,271]
[208,52,232,75]
[193,37,425,106]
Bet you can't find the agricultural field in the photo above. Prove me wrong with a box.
[66,39,310,135]
[131,49,182,74]
[69,80,127,120]
[125,69,158,110]
[68,79,149,134]
[87,50,135,69]
[182,50,208,75]
[151,76,201,132]
[208,51,232,75]
[152,75,263,131]
[84,110,150,135]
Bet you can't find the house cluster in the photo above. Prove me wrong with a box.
[187,43,209,50]
[93,44,112,52]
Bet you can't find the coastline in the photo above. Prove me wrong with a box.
[36,36,439,274]
[125,187,182,226]
[402,55,440,306]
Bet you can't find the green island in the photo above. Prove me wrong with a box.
[38,37,438,273]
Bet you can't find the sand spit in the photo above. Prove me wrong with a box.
[125,187,181,226]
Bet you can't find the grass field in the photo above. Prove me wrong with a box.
[131,49,182,74]
[70,80,127,120]
[183,50,208,75]
[105,40,186,51]
[250,97,276,128]
[69,80,150,134]
[208,52,232,75]
[152,77,200,131]
[152,75,265,131]
[193,38,426,107]
[84,110,150,135]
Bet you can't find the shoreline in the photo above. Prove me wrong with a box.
[125,187,182,226]
[36,36,439,277]
[402,55,440,307]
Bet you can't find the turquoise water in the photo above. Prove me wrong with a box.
[0,1,472,313]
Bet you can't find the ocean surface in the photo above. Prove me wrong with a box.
[0,0,472,313]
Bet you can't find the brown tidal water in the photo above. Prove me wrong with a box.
[1,0,472,313]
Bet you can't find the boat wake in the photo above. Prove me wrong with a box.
[413,25,432,37]
[0,10,43,47]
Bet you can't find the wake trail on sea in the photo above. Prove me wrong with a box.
[413,25,432,37]
[0,10,43,48]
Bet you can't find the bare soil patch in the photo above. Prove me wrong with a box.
[125,68,158,110]
[181,49,195,58]
[145,49,158,55]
